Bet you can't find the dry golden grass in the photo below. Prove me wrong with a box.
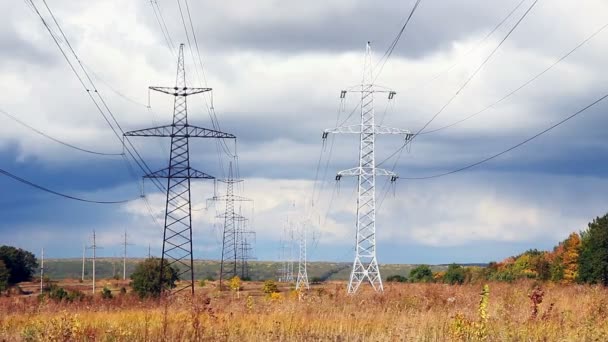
[1,280,608,341]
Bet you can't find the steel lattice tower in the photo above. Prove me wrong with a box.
[209,162,251,288]
[323,42,413,294]
[295,222,309,290]
[125,44,235,295]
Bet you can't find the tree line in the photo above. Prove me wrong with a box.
[387,213,608,285]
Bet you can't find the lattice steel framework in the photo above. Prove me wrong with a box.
[295,222,309,290]
[125,44,235,295]
[323,42,413,294]
[209,162,252,288]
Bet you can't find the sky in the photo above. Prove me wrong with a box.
[1,0,607,264]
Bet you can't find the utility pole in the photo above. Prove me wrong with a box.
[87,230,103,294]
[323,42,413,294]
[122,229,133,280]
[148,244,151,259]
[40,248,44,293]
[125,44,235,295]
[296,222,309,290]
[81,244,86,282]
[208,162,251,289]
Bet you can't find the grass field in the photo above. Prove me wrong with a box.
[2,279,608,341]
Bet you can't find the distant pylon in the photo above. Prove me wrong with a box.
[284,224,295,282]
[87,230,102,294]
[125,44,235,295]
[208,162,251,289]
[295,222,309,290]
[122,229,133,280]
[323,42,413,294]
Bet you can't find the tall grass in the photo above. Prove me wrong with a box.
[1,281,608,341]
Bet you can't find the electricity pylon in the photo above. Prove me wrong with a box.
[323,42,413,294]
[208,162,251,289]
[295,222,309,290]
[125,43,235,295]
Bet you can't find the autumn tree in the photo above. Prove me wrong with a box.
[561,233,581,283]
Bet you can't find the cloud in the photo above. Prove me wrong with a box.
[0,0,607,264]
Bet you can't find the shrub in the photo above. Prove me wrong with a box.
[130,258,179,298]
[102,286,113,299]
[198,279,206,287]
[386,275,407,283]
[262,280,279,294]
[409,265,433,283]
[444,264,466,285]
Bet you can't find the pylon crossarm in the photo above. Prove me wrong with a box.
[323,124,361,135]
[144,167,215,179]
[149,86,212,97]
[374,125,411,135]
[209,194,252,202]
[124,124,235,139]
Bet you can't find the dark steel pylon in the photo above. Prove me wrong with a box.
[125,44,235,295]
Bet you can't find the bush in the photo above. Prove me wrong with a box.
[409,265,434,283]
[198,279,206,287]
[130,258,179,298]
[101,286,113,299]
[444,264,466,285]
[262,280,279,294]
[386,275,407,283]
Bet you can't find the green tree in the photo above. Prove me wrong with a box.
[578,214,608,285]
[0,260,9,292]
[0,246,38,284]
[444,264,466,285]
[409,265,433,283]
[130,258,179,298]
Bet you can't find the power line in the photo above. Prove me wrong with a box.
[403,92,608,180]
[374,0,423,81]
[376,0,539,169]
[405,0,528,93]
[0,108,123,156]
[412,0,540,142]
[31,0,167,194]
[0,167,137,204]
[420,20,608,135]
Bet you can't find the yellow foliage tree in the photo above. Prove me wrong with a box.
[561,233,581,283]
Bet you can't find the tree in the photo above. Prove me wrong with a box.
[409,265,433,283]
[130,258,179,298]
[0,246,38,285]
[578,214,608,285]
[443,264,466,285]
[0,260,9,292]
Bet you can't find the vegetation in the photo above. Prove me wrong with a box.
[2,281,608,340]
[409,265,433,283]
[386,274,407,283]
[578,215,608,285]
[443,264,466,285]
[0,260,9,293]
[0,245,37,285]
[130,258,179,298]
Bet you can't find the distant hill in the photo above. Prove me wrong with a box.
[43,258,449,281]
